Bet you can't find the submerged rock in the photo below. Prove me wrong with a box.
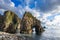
[20,12,44,34]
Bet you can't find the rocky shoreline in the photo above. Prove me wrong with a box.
[0,32,34,40]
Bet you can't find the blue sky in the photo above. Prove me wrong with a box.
[0,0,60,28]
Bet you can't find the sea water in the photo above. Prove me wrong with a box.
[32,26,60,40]
[16,26,60,40]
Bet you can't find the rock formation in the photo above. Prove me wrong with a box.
[3,11,21,33]
[20,12,44,35]
[0,10,44,35]
[0,11,21,33]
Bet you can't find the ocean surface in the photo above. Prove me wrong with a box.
[16,27,60,40]
[17,26,60,40]
[32,26,60,40]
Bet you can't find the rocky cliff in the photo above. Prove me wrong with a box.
[0,11,21,33]
[20,12,44,35]
[0,10,44,35]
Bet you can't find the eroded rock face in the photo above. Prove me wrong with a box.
[2,11,21,33]
[20,12,44,34]
[20,12,34,34]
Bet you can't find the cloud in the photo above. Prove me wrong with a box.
[0,9,5,15]
[10,2,15,7]
[0,0,15,7]
[24,6,41,19]
[0,0,60,28]
[0,0,25,18]
[52,15,60,26]
[24,2,60,28]
[35,0,60,12]
[39,5,60,28]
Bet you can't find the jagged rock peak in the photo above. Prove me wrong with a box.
[23,12,34,18]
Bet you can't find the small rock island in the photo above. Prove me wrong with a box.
[20,12,44,34]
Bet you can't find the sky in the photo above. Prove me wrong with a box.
[0,0,60,28]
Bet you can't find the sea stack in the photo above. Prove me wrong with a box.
[3,11,21,33]
[20,12,44,35]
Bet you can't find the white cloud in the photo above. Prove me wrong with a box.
[52,15,60,26]
[10,2,15,7]
[0,0,25,18]
[42,6,60,28]
[0,9,5,15]
[34,5,60,28]
[32,10,40,18]
[0,0,60,29]
[24,6,41,19]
